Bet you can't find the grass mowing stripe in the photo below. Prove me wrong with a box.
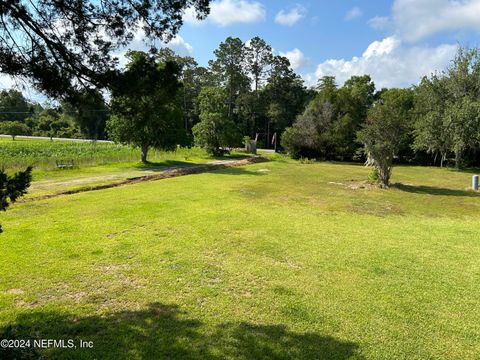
[0,160,479,359]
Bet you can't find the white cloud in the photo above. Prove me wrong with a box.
[320,0,480,88]
[362,37,399,59]
[165,35,194,57]
[0,74,17,90]
[275,5,307,26]
[279,48,309,70]
[392,0,480,42]
[184,0,265,27]
[183,7,202,25]
[368,16,390,30]
[345,7,363,21]
[114,26,194,68]
[312,36,457,88]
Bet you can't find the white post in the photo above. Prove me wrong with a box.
[473,175,479,191]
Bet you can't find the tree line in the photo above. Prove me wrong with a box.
[0,88,108,141]
[2,44,480,184]
[1,36,313,160]
[282,47,480,187]
[106,37,313,160]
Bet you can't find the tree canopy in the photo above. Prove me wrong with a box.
[192,87,241,156]
[0,0,211,99]
[357,88,414,188]
[414,47,480,168]
[0,120,30,140]
[0,89,31,122]
[61,89,108,140]
[107,51,184,163]
[281,75,375,160]
[0,166,32,233]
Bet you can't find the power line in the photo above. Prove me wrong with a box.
[0,109,109,114]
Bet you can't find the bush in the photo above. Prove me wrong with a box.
[299,157,316,164]
[281,100,336,160]
[367,168,379,183]
[192,113,240,156]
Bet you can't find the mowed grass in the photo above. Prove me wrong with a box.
[1,137,250,198]
[1,160,480,359]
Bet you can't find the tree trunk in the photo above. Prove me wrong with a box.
[228,84,234,118]
[266,121,270,149]
[454,149,462,170]
[183,89,188,132]
[141,144,149,163]
[378,164,391,189]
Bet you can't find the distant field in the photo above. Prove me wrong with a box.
[1,159,479,359]
[0,137,215,171]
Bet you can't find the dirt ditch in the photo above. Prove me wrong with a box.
[20,156,269,203]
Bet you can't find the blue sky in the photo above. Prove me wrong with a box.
[174,0,480,89]
[180,1,392,68]
[2,0,480,101]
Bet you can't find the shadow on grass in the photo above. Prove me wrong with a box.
[136,156,252,172]
[135,160,198,170]
[393,183,479,197]
[449,167,480,175]
[212,167,266,176]
[209,153,252,160]
[0,303,361,360]
[134,160,265,178]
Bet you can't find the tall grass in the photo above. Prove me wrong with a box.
[0,138,207,170]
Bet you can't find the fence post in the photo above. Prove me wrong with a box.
[473,175,479,191]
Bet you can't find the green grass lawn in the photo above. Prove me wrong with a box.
[0,137,221,171]
[25,156,249,199]
[1,159,479,359]
[1,137,250,198]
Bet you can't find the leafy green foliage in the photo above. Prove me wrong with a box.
[367,168,379,183]
[107,51,184,163]
[0,89,31,122]
[413,75,452,167]
[334,75,376,157]
[244,36,273,93]
[209,37,250,118]
[35,109,81,140]
[62,89,109,140]
[281,96,336,159]
[414,47,480,168]
[262,56,309,140]
[208,38,310,146]
[0,166,32,232]
[0,121,30,140]
[282,75,375,160]
[156,48,212,135]
[192,87,241,156]
[357,88,414,188]
[0,0,211,99]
